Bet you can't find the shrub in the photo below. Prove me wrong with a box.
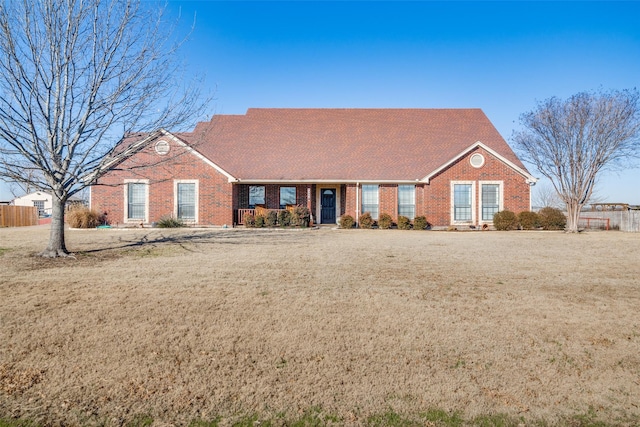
[156,216,185,228]
[66,206,102,228]
[397,215,411,230]
[413,216,430,230]
[538,206,566,230]
[339,214,355,229]
[291,205,311,227]
[277,209,291,227]
[359,212,374,229]
[378,213,393,229]
[265,210,278,227]
[518,211,540,230]
[255,214,265,228]
[493,210,518,231]
[244,213,256,228]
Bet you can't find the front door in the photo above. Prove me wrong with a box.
[320,189,336,224]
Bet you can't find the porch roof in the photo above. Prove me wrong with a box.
[177,108,528,182]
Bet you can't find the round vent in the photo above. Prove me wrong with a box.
[470,153,485,168]
[155,140,170,155]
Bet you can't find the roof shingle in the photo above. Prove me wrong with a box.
[178,108,526,181]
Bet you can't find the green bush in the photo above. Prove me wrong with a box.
[66,205,103,228]
[518,211,540,230]
[413,216,430,230]
[359,212,374,229]
[291,205,311,227]
[378,213,393,229]
[538,206,566,230]
[244,213,256,228]
[277,210,291,227]
[156,216,185,228]
[339,214,355,229]
[397,215,411,230]
[265,210,278,227]
[255,214,265,228]
[493,210,518,231]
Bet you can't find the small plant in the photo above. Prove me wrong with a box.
[255,214,265,228]
[66,205,103,228]
[378,213,393,229]
[397,215,411,230]
[493,210,518,231]
[291,205,311,227]
[244,213,256,228]
[518,211,540,230]
[277,209,291,227]
[538,206,567,230]
[156,215,185,228]
[359,212,374,229]
[413,216,430,230]
[339,214,355,229]
[265,210,278,227]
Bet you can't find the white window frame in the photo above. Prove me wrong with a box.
[397,185,416,219]
[479,181,503,223]
[174,179,199,223]
[124,179,149,223]
[451,181,476,224]
[361,184,379,220]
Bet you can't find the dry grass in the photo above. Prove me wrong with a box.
[1,226,639,426]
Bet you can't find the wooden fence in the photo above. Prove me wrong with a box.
[0,206,39,227]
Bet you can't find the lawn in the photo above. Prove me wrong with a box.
[0,226,639,426]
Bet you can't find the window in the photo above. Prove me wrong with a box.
[481,183,501,222]
[33,200,46,217]
[249,186,265,208]
[453,184,472,222]
[279,187,296,209]
[398,185,415,219]
[361,185,379,220]
[177,182,196,220]
[127,182,147,220]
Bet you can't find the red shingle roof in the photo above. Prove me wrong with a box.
[178,108,527,181]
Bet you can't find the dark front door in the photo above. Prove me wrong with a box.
[320,189,336,224]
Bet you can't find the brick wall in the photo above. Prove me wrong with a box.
[424,147,531,226]
[90,138,234,226]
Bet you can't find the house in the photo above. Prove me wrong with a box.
[12,191,54,217]
[90,108,536,227]
[12,192,85,217]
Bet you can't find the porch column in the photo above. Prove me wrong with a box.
[307,185,313,224]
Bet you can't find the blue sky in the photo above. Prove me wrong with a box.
[2,1,639,203]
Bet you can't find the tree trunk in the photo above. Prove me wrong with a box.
[40,197,70,257]
[565,201,582,233]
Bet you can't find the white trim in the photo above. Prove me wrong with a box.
[316,184,341,225]
[237,179,421,184]
[124,179,149,224]
[451,181,476,225]
[479,181,503,223]
[174,179,199,223]
[423,141,537,184]
[161,131,238,183]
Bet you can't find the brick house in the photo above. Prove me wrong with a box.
[90,108,536,227]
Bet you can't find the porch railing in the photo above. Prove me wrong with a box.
[235,205,298,225]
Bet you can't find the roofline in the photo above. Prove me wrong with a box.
[167,133,238,183]
[421,141,538,184]
[235,179,423,184]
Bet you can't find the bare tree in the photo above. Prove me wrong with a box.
[513,89,640,232]
[532,182,563,210]
[0,0,208,256]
